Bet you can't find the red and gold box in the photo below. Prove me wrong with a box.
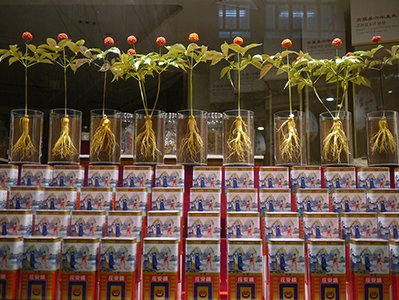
[350,238,390,300]
[367,189,399,213]
[152,188,184,216]
[0,236,23,299]
[224,167,254,189]
[9,187,44,210]
[228,238,263,300]
[107,211,142,240]
[43,187,78,210]
[259,166,289,189]
[21,164,53,187]
[123,166,153,190]
[190,188,221,212]
[390,239,399,300]
[259,189,291,214]
[80,187,114,211]
[155,165,184,188]
[193,166,222,189]
[35,210,70,237]
[295,189,329,214]
[357,167,390,190]
[185,238,220,300]
[332,189,366,213]
[21,236,61,300]
[52,165,85,187]
[100,237,137,300]
[268,238,305,300]
[0,165,18,187]
[187,212,220,239]
[308,239,346,300]
[61,237,100,300]
[88,165,119,188]
[226,212,260,239]
[323,166,356,190]
[0,209,33,237]
[71,211,106,237]
[378,212,399,240]
[303,212,339,240]
[142,237,179,300]
[226,188,258,212]
[291,166,321,191]
[0,187,6,210]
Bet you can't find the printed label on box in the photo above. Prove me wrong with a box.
[190,188,221,212]
[151,188,183,215]
[147,211,181,240]
[53,165,84,187]
[0,210,33,237]
[225,167,254,189]
[0,166,18,187]
[358,167,390,189]
[71,211,106,238]
[260,189,291,215]
[265,213,300,239]
[323,167,356,189]
[187,212,220,239]
[367,190,398,212]
[226,189,258,212]
[21,165,52,187]
[80,188,114,211]
[43,187,78,210]
[291,167,321,190]
[107,211,142,240]
[193,167,222,189]
[332,189,366,213]
[378,213,399,240]
[35,210,70,237]
[226,212,260,239]
[259,167,289,189]
[123,166,153,190]
[296,189,329,213]
[341,213,378,241]
[303,213,339,240]
[88,166,118,188]
[155,166,184,188]
[9,187,44,210]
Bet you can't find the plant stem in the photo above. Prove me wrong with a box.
[25,43,28,115]
[237,53,241,116]
[151,73,161,118]
[335,47,339,115]
[138,80,148,116]
[190,55,193,116]
[379,70,385,116]
[63,48,68,116]
[287,51,292,115]
[312,85,334,119]
[102,54,108,116]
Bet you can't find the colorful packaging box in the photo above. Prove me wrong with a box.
[291,166,321,191]
[80,187,114,211]
[323,166,356,190]
[357,167,390,189]
[378,212,399,240]
[332,189,367,213]
[395,168,399,188]
[100,237,137,300]
[71,211,106,238]
[390,239,399,300]
[259,189,291,214]
[88,165,119,188]
[52,165,84,187]
[308,239,346,300]
[9,187,44,210]
[20,164,53,187]
[142,237,179,300]
[155,165,184,188]
[107,211,142,240]
[0,187,7,209]
[185,238,220,300]
[0,165,18,187]
[259,166,289,189]
[147,211,181,240]
[295,189,329,213]
[187,212,221,239]
[152,188,184,215]
[123,166,153,190]
[303,213,339,240]
[224,167,254,189]
[228,238,263,300]
[341,213,378,241]
[350,239,390,300]
[268,239,305,300]
[367,189,399,212]
[227,212,260,239]
[0,210,32,237]
[61,237,100,300]
[193,166,222,189]
[0,236,23,299]
[226,188,258,212]
[21,237,61,300]
[35,210,70,237]
[43,187,78,210]
[265,212,300,240]
[115,187,147,212]
[190,188,221,212]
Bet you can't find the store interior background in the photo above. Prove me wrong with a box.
[0,0,398,165]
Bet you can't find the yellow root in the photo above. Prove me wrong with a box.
[12,115,36,160]
[135,116,161,160]
[322,117,350,163]
[52,115,78,159]
[227,115,253,162]
[370,117,397,154]
[181,115,204,162]
[90,115,116,159]
[277,116,301,162]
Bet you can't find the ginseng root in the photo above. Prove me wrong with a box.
[52,115,78,159]
[370,117,397,154]
[322,117,350,163]
[277,116,301,162]
[181,115,204,162]
[90,115,116,159]
[135,116,161,160]
[227,115,253,162]
[12,115,36,160]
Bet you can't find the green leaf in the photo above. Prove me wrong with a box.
[46,38,57,51]
[228,43,243,54]
[39,58,53,64]
[220,66,230,79]
[28,44,36,53]
[76,40,85,46]
[221,42,229,57]
[58,39,71,49]
[67,42,78,53]
[8,56,19,65]
[187,42,200,54]
[0,51,11,62]
[259,63,273,79]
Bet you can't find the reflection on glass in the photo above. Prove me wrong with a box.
[279,5,289,29]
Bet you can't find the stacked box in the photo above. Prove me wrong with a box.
[291,166,321,191]
[155,165,184,188]
[107,211,142,239]
[35,210,70,237]
[71,211,106,237]
[43,187,78,210]
[323,167,356,190]
[61,237,100,300]
[115,187,147,212]
[9,187,44,210]
[259,189,291,213]
[187,212,220,239]
[378,212,399,240]
[100,237,137,300]
[151,188,183,215]
[226,188,258,212]
[80,187,114,211]
[142,238,179,300]
[350,239,390,300]
[52,165,84,187]
[123,166,153,190]
[341,213,378,241]
[0,187,7,209]
[190,188,221,212]
[308,239,346,300]
[21,237,61,300]
[224,167,254,189]
[0,165,18,187]
[390,239,399,300]
[20,165,52,187]
[395,168,399,188]
[367,189,399,212]
[357,167,390,189]
[303,213,339,240]
[265,212,300,240]
[226,212,260,239]
[88,165,119,187]
[147,211,181,240]
[332,189,366,213]
[268,239,305,300]
[228,239,263,300]
[296,189,329,213]
[258,166,289,189]
[193,167,222,189]
[0,236,23,299]
[0,210,33,236]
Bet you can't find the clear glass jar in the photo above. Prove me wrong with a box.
[207,112,223,156]
[121,112,134,156]
[165,113,177,155]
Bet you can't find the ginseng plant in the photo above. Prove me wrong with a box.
[72,36,121,160]
[207,37,261,162]
[0,32,52,160]
[39,33,85,159]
